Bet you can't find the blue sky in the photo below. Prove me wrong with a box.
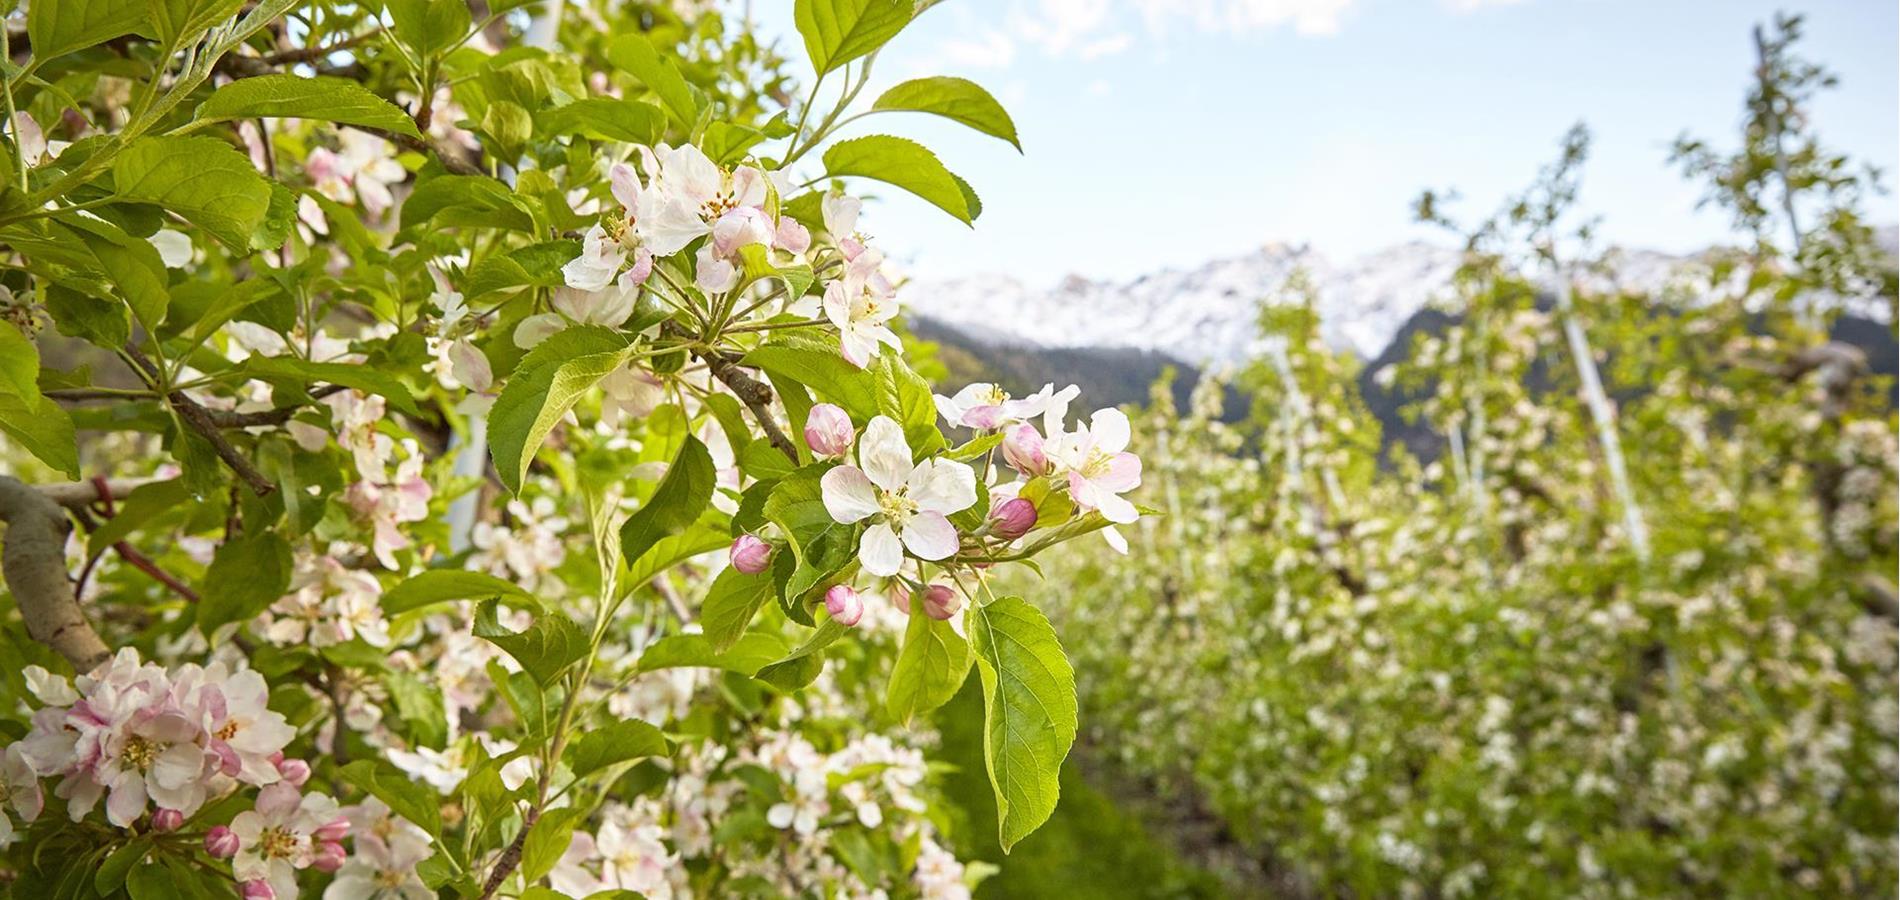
[751,0,1898,286]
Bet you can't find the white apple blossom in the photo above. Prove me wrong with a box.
[821,416,977,576]
[232,782,344,900]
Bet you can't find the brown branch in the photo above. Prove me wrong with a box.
[346,124,485,177]
[665,324,800,463]
[0,476,111,672]
[123,346,275,496]
[203,384,348,429]
[478,807,540,900]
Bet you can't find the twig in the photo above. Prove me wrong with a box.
[123,345,276,496]
[662,323,798,463]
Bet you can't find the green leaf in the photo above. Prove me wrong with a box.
[619,435,715,563]
[246,356,422,417]
[701,565,777,653]
[521,806,588,884]
[887,609,972,723]
[737,244,815,301]
[492,348,628,494]
[383,569,536,616]
[340,758,442,835]
[198,531,294,633]
[823,135,979,225]
[28,0,146,62]
[112,136,273,250]
[0,322,79,478]
[486,325,629,494]
[761,462,844,575]
[125,860,189,900]
[538,98,666,145]
[754,617,849,690]
[794,0,912,76]
[53,217,168,330]
[970,597,1077,852]
[385,671,449,749]
[94,836,153,896]
[399,174,535,233]
[385,0,471,57]
[870,353,943,455]
[872,77,1021,150]
[461,240,580,302]
[87,479,190,554]
[195,74,422,138]
[150,0,244,48]
[635,632,789,676]
[605,34,701,127]
[567,719,670,779]
[623,513,731,586]
[472,598,589,687]
[743,332,877,420]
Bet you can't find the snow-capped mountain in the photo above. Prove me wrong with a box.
[899,233,1893,365]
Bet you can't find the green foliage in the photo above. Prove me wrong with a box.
[970,597,1077,852]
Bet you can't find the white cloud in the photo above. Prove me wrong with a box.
[1444,0,1527,11]
[1077,33,1133,59]
[939,30,1017,68]
[1086,78,1113,96]
[1131,0,1359,37]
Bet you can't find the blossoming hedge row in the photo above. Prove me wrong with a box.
[1023,24,1898,897]
[0,1,1144,897]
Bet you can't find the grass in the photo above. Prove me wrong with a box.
[931,679,1232,899]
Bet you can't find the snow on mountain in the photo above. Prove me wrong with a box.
[899,232,1895,365]
[901,241,1459,365]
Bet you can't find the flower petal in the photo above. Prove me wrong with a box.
[820,466,880,524]
[857,417,913,491]
[908,459,977,514]
[859,523,904,577]
[899,513,959,561]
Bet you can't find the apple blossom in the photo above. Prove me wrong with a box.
[321,834,434,900]
[1002,423,1050,476]
[825,584,865,627]
[1047,408,1143,525]
[820,416,978,576]
[729,534,773,574]
[277,758,313,787]
[0,745,43,847]
[920,584,962,621]
[152,807,185,832]
[242,879,277,900]
[312,841,347,873]
[804,403,856,457]
[232,782,343,900]
[207,825,241,859]
[990,497,1038,540]
[935,382,1070,431]
[561,224,632,293]
[822,248,903,367]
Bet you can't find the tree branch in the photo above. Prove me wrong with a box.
[123,345,276,496]
[0,476,112,672]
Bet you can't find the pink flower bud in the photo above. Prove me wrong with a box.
[1002,424,1048,476]
[240,879,276,900]
[804,404,854,458]
[989,498,1037,540]
[151,808,184,833]
[729,534,773,575]
[888,580,912,615]
[312,841,347,873]
[206,826,240,859]
[824,584,864,627]
[921,584,962,621]
[315,816,351,844]
[276,757,312,787]
[268,750,285,765]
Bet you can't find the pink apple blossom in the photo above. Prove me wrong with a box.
[803,403,855,457]
[825,585,865,627]
[989,497,1037,540]
[729,534,773,574]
